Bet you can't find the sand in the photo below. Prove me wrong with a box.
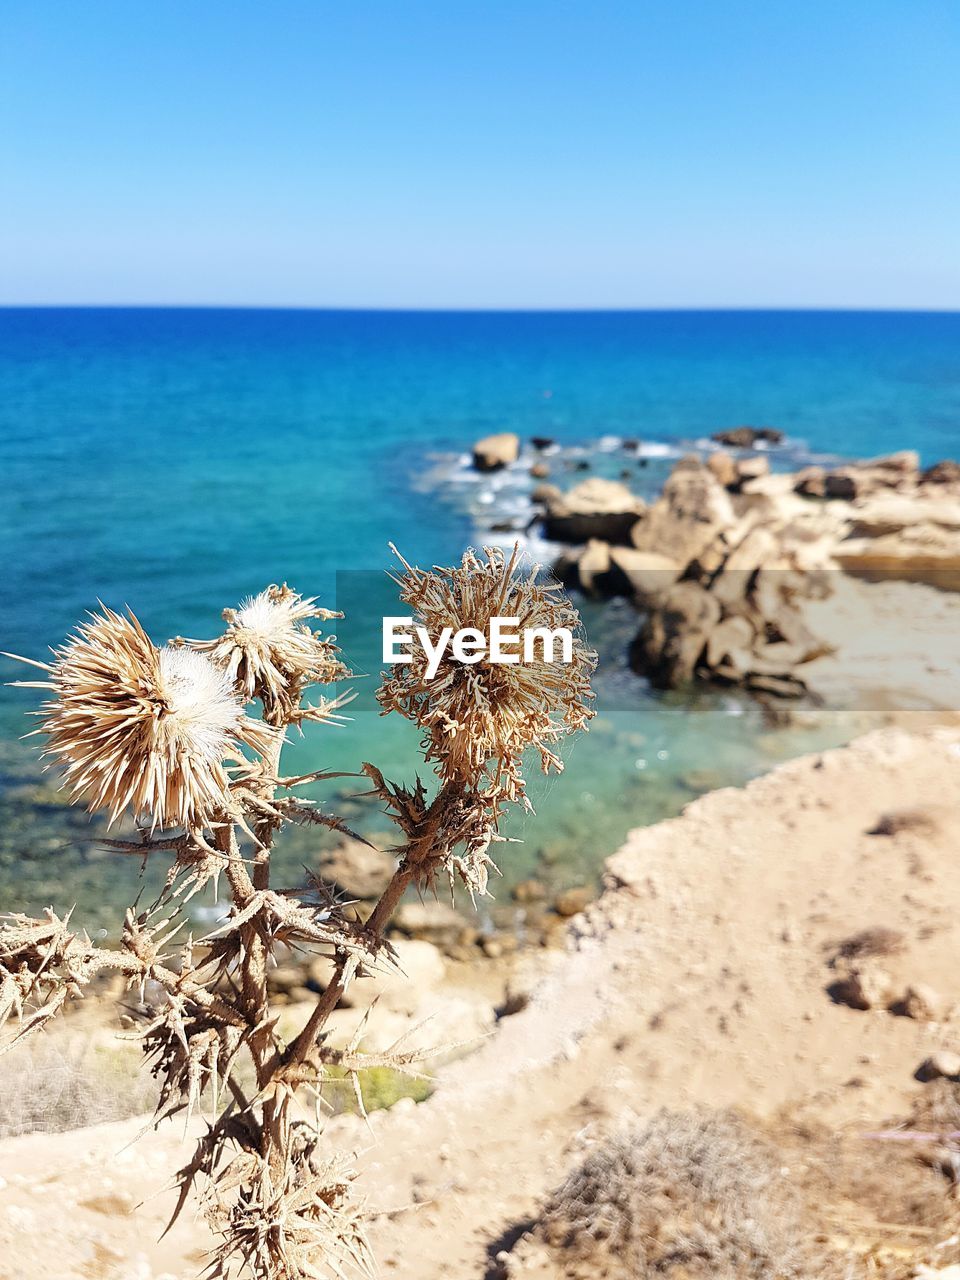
[3,725,960,1278]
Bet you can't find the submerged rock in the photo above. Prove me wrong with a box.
[711,426,784,448]
[553,885,595,918]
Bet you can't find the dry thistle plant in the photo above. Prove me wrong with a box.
[0,549,595,1280]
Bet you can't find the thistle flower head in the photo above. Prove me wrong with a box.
[13,607,274,834]
[377,545,596,804]
[191,584,348,723]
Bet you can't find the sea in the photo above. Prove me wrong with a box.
[1,308,958,932]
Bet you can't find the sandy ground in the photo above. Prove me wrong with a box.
[3,725,960,1278]
[806,575,960,714]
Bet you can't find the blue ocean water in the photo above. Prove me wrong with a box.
[1,308,958,926]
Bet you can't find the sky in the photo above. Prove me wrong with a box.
[1,1,958,309]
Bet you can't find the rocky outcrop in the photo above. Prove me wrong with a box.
[540,477,646,545]
[922,459,960,487]
[708,450,770,493]
[544,447,960,698]
[556,541,682,604]
[630,458,736,567]
[630,581,721,687]
[819,459,960,589]
[835,528,960,590]
[794,451,920,501]
[472,431,520,471]
[624,459,840,695]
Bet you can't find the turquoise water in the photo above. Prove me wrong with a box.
[1,308,958,929]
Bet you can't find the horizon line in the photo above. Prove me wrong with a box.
[0,303,959,315]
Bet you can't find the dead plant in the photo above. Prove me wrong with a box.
[1,548,595,1279]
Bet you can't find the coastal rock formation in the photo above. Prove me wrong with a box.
[794,450,920,501]
[555,540,682,603]
[539,476,646,545]
[923,459,960,486]
[630,581,721,686]
[630,457,736,567]
[540,447,960,698]
[472,431,520,471]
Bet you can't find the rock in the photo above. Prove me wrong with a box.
[530,461,550,479]
[865,449,920,478]
[512,878,547,904]
[630,461,736,569]
[314,938,446,1013]
[481,932,518,958]
[712,426,784,448]
[318,839,396,900]
[869,807,943,837]
[797,453,919,503]
[575,538,613,595]
[709,452,770,494]
[743,672,807,698]
[923,459,960,486]
[734,455,770,487]
[553,885,595,917]
[541,478,646,545]
[830,963,895,1011]
[606,547,683,605]
[392,900,468,948]
[794,466,826,499]
[847,494,960,537]
[917,1050,960,1082]
[531,482,563,506]
[902,983,943,1022]
[630,581,722,687]
[722,524,782,574]
[824,469,858,500]
[531,435,555,450]
[706,450,738,489]
[835,527,960,590]
[705,615,755,670]
[267,965,307,995]
[750,641,810,672]
[550,547,582,590]
[473,432,520,472]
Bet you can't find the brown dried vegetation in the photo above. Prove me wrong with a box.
[1,548,594,1280]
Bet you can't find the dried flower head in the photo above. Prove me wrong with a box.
[10,607,274,834]
[377,545,596,804]
[190,584,348,723]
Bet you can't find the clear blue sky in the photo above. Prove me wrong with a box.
[1,1,958,308]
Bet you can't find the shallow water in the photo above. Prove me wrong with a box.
[1,308,958,929]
